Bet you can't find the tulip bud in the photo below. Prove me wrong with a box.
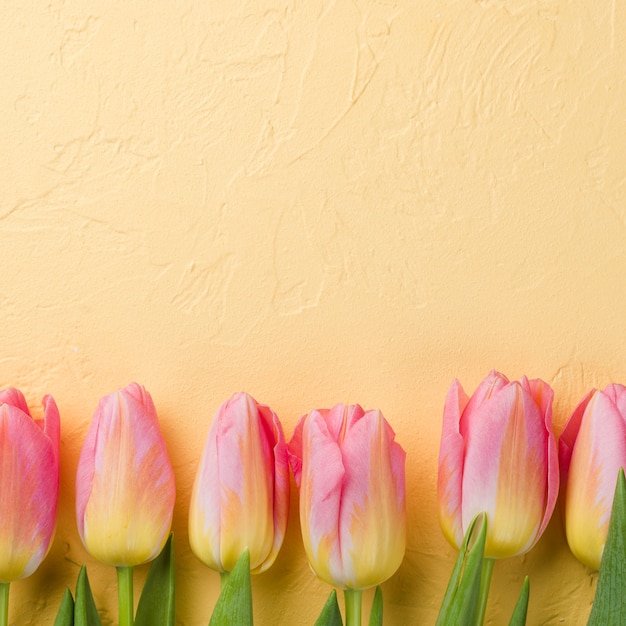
[76,383,176,567]
[559,384,626,569]
[188,392,289,574]
[288,404,406,590]
[438,371,558,558]
[0,389,59,582]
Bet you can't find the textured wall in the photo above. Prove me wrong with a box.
[1,1,625,623]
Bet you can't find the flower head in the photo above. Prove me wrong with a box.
[0,389,59,582]
[289,404,406,590]
[559,384,626,569]
[438,371,558,558]
[189,392,289,574]
[76,383,175,567]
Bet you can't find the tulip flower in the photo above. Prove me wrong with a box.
[0,388,59,626]
[289,404,406,626]
[559,384,626,569]
[76,383,175,626]
[0,388,60,580]
[438,371,558,559]
[189,392,289,575]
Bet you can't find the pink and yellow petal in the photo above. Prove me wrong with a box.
[339,410,406,589]
[218,395,274,571]
[438,379,469,548]
[189,422,223,570]
[559,389,595,486]
[300,411,345,587]
[459,371,509,433]
[255,403,289,573]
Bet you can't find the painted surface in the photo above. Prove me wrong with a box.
[1,1,624,623]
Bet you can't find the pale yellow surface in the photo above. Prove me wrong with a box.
[1,1,624,624]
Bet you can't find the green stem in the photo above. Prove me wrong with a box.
[220,571,229,590]
[0,582,9,626]
[117,566,134,626]
[476,557,495,626]
[344,589,363,626]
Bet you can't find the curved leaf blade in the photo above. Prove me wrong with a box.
[136,534,175,626]
[74,566,102,626]
[209,550,253,626]
[53,588,74,626]
[314,590,343,626]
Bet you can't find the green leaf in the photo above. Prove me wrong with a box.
[588,468,626,625]
[314,590,343,626]
[136,534,175,626]
[53,588,74,626]
[436,515,480,623]
[209,549,253,626]
[435,513,487,626]
[508,577,529,626]
[368,587,383,626]
[74,566,102,626]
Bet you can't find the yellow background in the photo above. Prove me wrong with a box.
[1,1,624,623]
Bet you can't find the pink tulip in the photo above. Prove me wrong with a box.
[288,404,406,590]
[188,392,289,574]
[438,371,558,558]
[0,389,59,582]
[559,384,626,569]
[76,383,175,567]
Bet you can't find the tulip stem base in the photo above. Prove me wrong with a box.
[476,557,495,626]
[220,571,229,589]
[117,566,134,626]
[344,589,362,626]
[0,583,8,626]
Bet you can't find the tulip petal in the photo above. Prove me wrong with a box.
[520,377,558,541]
[338,410,406,589]
[459,371,509,431]
[287,414,306,488]
[216,394,273,572]
[299,410,345,587]
[438,379,469,549]
[0,388,31,417]
[256,403,290,573]
[324,404,365,444]
[559,389,595,485]
[42,394,61,454]
[605,383,626,416]
[189,408,222,569]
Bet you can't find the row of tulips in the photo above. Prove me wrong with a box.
[0,384,405,625]
[2,371,625,624]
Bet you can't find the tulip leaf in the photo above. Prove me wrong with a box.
[136,534,175,626]
[588,468,626,626]
[368,587,383,626]
[435,513,487,626]
[508,577,529,626]
[74,566,102,626]
[53,588,75,626]
[209,549,253,626]
[314,590,343,626]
